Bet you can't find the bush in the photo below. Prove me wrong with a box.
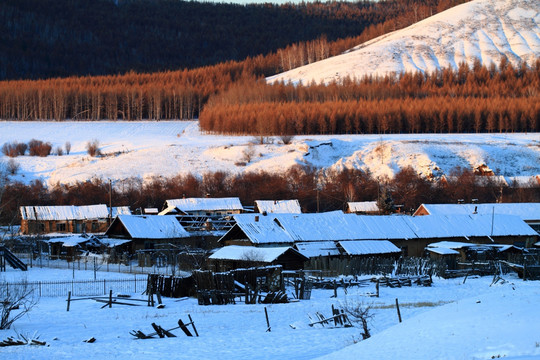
[86,139,101,157]
[280,135,295,145]
[65,141,71,155]
[1,142,27,157]
[7,159,19,175]
[28,139,52,157]
[55,146,63,156]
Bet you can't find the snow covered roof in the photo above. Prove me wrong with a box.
[46,234,100,247]
[163,197,244,212]
[427,241,472,249]
[20,204,109,221]
[208,245,305,263]
[415,203,540,222]
[110,206,131,217]
[226,212,418,245]
[231,213,294,245]
[405,214,537,239]
[426,247,460,255]
[108,215,190,239]
[338,240,401,256]
[223,211,536,246]
[347,201,379,213]
[255,200,302,214]
[295,241,340,258]
[99,238,132,248]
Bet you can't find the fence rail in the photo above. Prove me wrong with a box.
[2,278,148,298]
[11,252,182,276]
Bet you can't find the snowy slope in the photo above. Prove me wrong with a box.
[267,0,540,84]
[0,121,539,187]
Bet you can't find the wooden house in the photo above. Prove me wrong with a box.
[104,215,191,253]
[20,205,110,235]
[208,245,308,271]
[254,200,302,214]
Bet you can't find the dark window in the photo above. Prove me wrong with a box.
[56,223,66,232]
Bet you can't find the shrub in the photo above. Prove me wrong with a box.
[280,135,295,145]
[1,142,27,157]
[28,139,52,157]
[55,146,63,156]
[7,159,19,175]
[86,140,101,157]
[65,141,71,155]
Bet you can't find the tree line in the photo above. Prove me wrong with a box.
[1,166,538,225]
[0,0,467,121]
[0,0,449,81]
[199,59,540,135]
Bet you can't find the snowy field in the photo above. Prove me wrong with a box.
[1,267,540,359]
[0,121,538,187]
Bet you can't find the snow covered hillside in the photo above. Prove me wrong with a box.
[0,121,538,187]
[267,0,540,85]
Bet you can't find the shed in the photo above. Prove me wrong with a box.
[208,245,308,271]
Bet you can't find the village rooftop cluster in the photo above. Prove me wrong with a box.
[7,198,539,274]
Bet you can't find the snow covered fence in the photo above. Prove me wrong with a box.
[2,278,147,298]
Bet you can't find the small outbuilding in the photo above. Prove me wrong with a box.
[208,245,308,272]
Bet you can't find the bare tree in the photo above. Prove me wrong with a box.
[0,280,38,329]
[65,141,71,155]
[241,144,256,163]
[341,298,373,341]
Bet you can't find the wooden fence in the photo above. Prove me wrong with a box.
[304,256,448,277]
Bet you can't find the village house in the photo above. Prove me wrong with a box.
[104,214,191,253]
[254,200,302,214]
[19,204,111,235]
[414,203,540,234]
[159,197,244,231]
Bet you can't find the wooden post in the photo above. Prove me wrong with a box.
[332,279,337,298]
[395,298,402,323]
[264,307,271,332]
[376,279,380,298]
[188,314,199,337]
[67,291,71,312]
[109,289,113,308]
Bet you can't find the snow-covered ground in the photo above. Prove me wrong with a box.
[0,121,538,187]
[267,0,540,85]
[1,267,540,359]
